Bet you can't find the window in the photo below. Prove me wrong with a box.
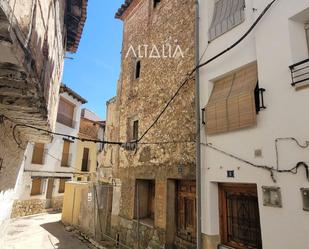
[204,63,258,134]
[209,0,245,41]
[81,147,90,172]
[219,184,262,249]
[134,180,155,222]
[31,143,45,165]
[58,178,68,193]
[61,140,71,167]
[57,97,75,128]
[31,178,43,196]
[135,60,141,79]
[153,0,161,8]
[133,120,139,141]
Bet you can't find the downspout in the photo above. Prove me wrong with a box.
[195,1,202,249]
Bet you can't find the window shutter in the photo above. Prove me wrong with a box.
[209,0,245,41]
[227,63,258,130]
[204,63,258,135]
[205,75,234,134]
[31,178,42,196]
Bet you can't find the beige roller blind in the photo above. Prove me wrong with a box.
[227,63,258,130]
[205,63,258,135]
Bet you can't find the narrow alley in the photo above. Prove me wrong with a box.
[4,212,96,249]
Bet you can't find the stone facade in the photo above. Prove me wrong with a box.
[104,0,197,248]
[10,196,63,218]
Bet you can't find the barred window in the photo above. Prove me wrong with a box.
[209,0,245,41]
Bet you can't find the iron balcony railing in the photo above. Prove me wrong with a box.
[61,153,72,167]
[57,113,76,128]
[289,58,309,86]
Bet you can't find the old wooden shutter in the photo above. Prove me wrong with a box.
[58,179,67,193]
[61,140,71,167]
[58,98,75,127]
[31,178,42,196]
[205,74,234,134]
[227,63,258,130]
[31,143,45,164]
[205,63,258,134]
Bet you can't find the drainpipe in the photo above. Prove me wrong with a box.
[195,1,202,249]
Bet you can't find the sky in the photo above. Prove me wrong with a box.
[62,0,124,120]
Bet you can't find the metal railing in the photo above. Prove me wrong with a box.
[289,58,309,86]
[57,113,76,128]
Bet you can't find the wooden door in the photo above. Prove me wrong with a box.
[219,183,262,249]
[176,180,196,243]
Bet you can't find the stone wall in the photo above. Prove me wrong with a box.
[11,196,64,218]
[109,0,197,248]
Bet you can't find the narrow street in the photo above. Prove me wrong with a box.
[4,212,95,249]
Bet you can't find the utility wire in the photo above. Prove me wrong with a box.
[1,0,278,148]
[137,0,278,143]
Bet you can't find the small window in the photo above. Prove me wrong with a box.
[135,60,141,79]
[134,180,155,222]
[133,120,139,141]
[58,179,68,193]
[153,0,161,8]
[31,178,43,196]
[31,143,45,165]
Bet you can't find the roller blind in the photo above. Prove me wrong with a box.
[204,63,258,134]
[209,0,245,41]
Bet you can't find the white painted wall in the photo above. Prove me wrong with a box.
[15,92,83,200]
[199,0,309,248]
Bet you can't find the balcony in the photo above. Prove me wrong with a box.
[61,153,72,167]
[57,113,76,128]
[289,58,309,87]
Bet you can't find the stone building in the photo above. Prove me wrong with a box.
[74,109,105,182]
[0,0,88,244]
[103,1,197,248]
[11,84,87,218]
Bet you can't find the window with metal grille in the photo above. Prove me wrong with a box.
[209,0,245,41]
[219,184,262,249]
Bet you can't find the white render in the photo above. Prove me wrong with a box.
[15,91,84,202]
[199,0,309,249]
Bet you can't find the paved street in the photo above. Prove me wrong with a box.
[3,212,94,249]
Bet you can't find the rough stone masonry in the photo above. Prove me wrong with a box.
[105,0,197,248]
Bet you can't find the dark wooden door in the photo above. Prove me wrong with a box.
[176,180,196,243]
[219,183,262,249]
